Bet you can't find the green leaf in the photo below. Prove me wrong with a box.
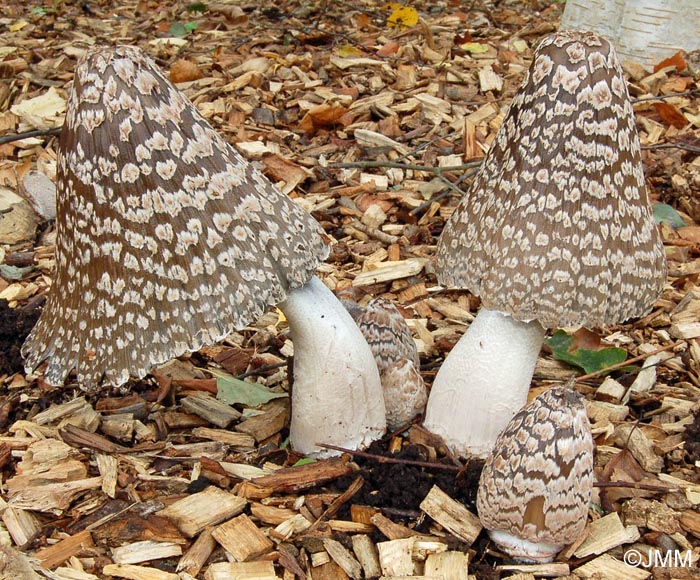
[546,329,628,375]
[653,202,686,229]
[293,458,316,467]
[186,2,207,13]
[31,6,48,16]
[212,369,287,407]
[184,21,198,33]
[169,22,190,37]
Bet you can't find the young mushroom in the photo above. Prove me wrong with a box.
[349,298,427,430]
[424,31,667,458]
[476,387,595,563]
[21,45,384,457]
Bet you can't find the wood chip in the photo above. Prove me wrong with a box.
[111,540,183,564]
[419,485,482,545]
[575,512,638,558]
[235,399,289,442]
[211,514,273,561]
[352,258,428,287]
[323,538,363,579]
[102,564,180,580]
[249,458,353,493]
[203,561,279,580]
[181,394,241,428]
[191,427,256,449]
[158,486,247,538]
[177,526,216,577]
[573,553,650,579]
[377,537,416,577]
[425,551,470,580]
[612,424,665,473]
[33,529,93,569]
[351,535,382,579]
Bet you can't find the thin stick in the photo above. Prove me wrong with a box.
[317,443,677,491]
[574,340,684,383]
[0,126,62,145]
[316,442,461,471]
[330,160,481,173]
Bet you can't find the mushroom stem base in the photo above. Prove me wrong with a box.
[487,530,563,563]
[279,276,386,458]
[423,308,545,458]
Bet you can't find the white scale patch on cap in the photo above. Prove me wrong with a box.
[22,45,329,389]
[435,31,666,328]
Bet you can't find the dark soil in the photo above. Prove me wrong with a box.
[337,440,483,518]
[0,298,42,376]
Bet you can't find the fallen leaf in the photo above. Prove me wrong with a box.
[653,202,687,229]
[571,327,602,351]
[653,51,686,73]
[386,4,419,28]
[10,87,67,130]
[546,329,628,375]
[299,103,348,134]
[653,102,689,129]
[460,42,490,54]
[169,59,203,83]
[377,40,400,57]
[213,369,287,407]
[338,45,365,58]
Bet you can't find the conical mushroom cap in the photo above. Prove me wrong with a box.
[435,31,666,328]
[22,46,329,389]
[476,387,594,562]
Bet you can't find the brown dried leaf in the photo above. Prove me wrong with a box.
[653,51,686,73]
[653,102,689,129]
[299,103,349,134]
[571,327,602,351]
[169,59,203,83]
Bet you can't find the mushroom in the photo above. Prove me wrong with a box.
[476,387,594,563]
[348,298,427,430]
[21,45,384,457]
[424,31,666,458]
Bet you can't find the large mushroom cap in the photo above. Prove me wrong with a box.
[476,386,594,562]
[435,31,666,328]
[22,45,329,389]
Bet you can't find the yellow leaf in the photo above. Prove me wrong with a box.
[460,42,490,54]
[9,20,28,32]
[387,5,418,29]
[275,307,287,326]
[337,44,365,58]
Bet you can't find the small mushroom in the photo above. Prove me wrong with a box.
[21,46,384,457]
[352,298,427,430]
[476,387,594,563]
[424,31,666,458]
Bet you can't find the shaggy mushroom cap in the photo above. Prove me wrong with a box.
[435,30,666,327]
[22,46,328,389]
[476,387,595,563]
[353,298,426,430]
[354,298,421,373]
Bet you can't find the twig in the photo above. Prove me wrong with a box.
[330,160,481,173]
[641,142,700,153]
[0,126,62,145]
[632,89,700,103]
[574,340,684,383]
[316,442,461,471]
[594,480,678,493]
[317,443,677,492]
[237,361,287,379]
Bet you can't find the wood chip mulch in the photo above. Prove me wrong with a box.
[1,1,700,579]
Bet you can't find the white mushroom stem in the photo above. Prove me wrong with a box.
[423,308,545,458]
[278,276,386,458]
